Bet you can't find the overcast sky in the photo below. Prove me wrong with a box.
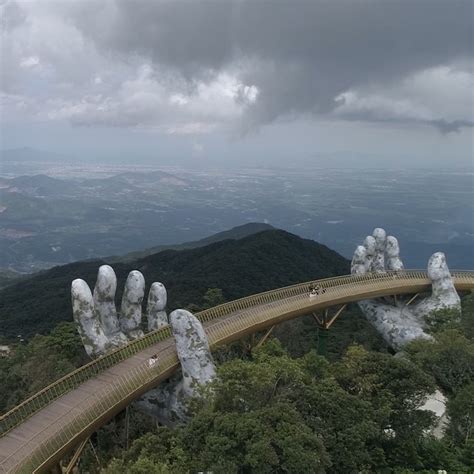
[1,0,473,168]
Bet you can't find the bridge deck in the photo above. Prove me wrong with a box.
[0,340,174,471]
[1,271,473,473]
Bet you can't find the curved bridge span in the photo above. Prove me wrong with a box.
[1,270,473,473]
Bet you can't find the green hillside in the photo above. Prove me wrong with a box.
[109,221,275,262]
[0,223,274,289]
[0,269,26,290]
[0,229,349,339]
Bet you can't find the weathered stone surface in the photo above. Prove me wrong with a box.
[146,282,168,331]
[351,245,368,275]
[170,309,216,398]
[132,384,172,426]
[134,310,217,426]
[363,236,376,270]
[119,270,145,340]
[420,389,448,439]
[351,228,461,350]
[93,265,128,346]
[386,236,404,271]
[411,252,461,318]
[357,299,433,350]
[352,228,462,438]
[72,266,216,426]
[372,228,386,273]
[71,279,109,357]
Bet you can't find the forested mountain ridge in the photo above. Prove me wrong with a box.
[0,229,349,340]
[110,221,275,262]
[0,222,273,290]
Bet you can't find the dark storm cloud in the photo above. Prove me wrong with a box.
[431,118,474,134]
[69,0,473,129]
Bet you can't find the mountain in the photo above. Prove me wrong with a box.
[1,174,80,197]
[0,229,349,339]
[112,222,275,262]
[0,223,273,288]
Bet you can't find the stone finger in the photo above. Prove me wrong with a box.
[169,309,216,399]
[146,282,168,331]
[120,270,145,339]
[93,265,127,346]
[412,252,461,318]
[372,227,386,273]
[351,245,368,275]
[386,236,404,271]
[363,235,376,272]
[72,279,109,357]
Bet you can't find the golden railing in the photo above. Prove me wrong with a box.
[1,270,473,473]
[1,270,473,437]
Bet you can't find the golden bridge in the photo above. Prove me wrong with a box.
[1,270,473,473]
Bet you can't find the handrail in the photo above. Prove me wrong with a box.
[0,270,473,473]
[1,270,472,440]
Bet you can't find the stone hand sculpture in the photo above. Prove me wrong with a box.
[71,265,216,426]
[351,228,461,351]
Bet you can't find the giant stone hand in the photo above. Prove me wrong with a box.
[351,228,461,351]
[71,265,216,426]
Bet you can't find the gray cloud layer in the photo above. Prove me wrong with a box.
[2,0,473,133]
[69,0,473,131]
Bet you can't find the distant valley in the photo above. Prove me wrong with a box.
[1,152,473,274]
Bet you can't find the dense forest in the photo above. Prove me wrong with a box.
[0,229,349,339]
[1,294,473,472]
[1,229,473,472]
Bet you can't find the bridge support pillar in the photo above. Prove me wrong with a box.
[63,436,89,473]
[312,304,347,357]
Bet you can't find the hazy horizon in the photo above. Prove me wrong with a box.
[1,1,473,169]
[0,0,473,273]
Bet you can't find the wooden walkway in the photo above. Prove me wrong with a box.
[1,271,473,473]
